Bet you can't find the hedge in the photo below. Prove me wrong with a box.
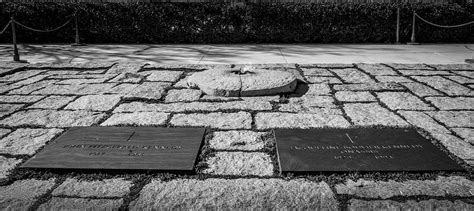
[0,3,472,43]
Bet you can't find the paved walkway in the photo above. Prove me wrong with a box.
[0,44,473,64]
[0,62,473,210]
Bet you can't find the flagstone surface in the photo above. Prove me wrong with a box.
[0,62,472,210]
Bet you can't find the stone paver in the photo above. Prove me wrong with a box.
[28,62,114,69]
[430,64,474,71]
[114,100,271,113]
[446,75,472,84]
[130,178,337,209]
[146,71,184,82]
[0,110,105,128]
[429,133,474,160]
[204,152,273,176]
[401,82,443,97]
[348,199,473,210]
[0,95,44,103]
[0,104,24,118]
[56,78,109,84]
[0,83,21,94]
[375,76,412,83]
[8,80,58,95]
[0,128,63,155]
[209,131,267,151]
[335,176,473,199]
[426,97,474,110]
[335,91,376,102]
[385,63,433,70]
[255,112,350,129]
[292,83,331,96]
[106,62,143,74]
[0,156,22,179]
[376,92,433,110]
[344,103,408,127]
[28,95,76,109]
[106,83,139,94]
[32,83,116,95]
[333,83,405,91]
[412,76,473,96]
[285,95,336,109]
[331,68,375,83]
[0,128,10,137]
[0,179,56,210]
[108,73,143,83]
[101,112,170,126]
[165,89,202,102]
[0,70,44,82]
[13,75,48,86]
[453,70,474,78]
[39,198,123,210]
[398,69,450,76]
[64,95,121,111]
[52,178,132,197]
[427,111,474,128]
[126,82,171,100]
[306,76,342,84]
[398,111,451,134]
[356,64,397,76]
[300,67,333,76]
[171,112,252,129]
[451,128,474,144]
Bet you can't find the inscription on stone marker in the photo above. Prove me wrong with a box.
[276,128,464,173]
[22,127,205,171]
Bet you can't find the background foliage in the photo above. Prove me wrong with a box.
[0,3,472,43]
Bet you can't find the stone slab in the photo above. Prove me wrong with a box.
[22,127,205,171]
[348,199,473,210]
[204,152,273,176]
[100,112,170,126]
[256,112,350,129]
[52,178,132,197]
[0,110,105,128]
[170,112,252,129]
[39,198,123,210]
[344,103,408,127]
[0,179,56,210]
[0,156,22,179]
[209,130,267,151]
[64,95,122,111]
[0,128,64,155]
[276,128,463,172]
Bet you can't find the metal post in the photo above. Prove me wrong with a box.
[11,17,20,62]
[407,11,419,45]
[72,10,85,46]
[396,8,400,44]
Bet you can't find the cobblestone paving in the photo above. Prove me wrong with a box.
[0,63,472,210]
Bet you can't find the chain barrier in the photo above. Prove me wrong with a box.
[410,11,474,44]
[0,21,11,35]
[13,18,72,33]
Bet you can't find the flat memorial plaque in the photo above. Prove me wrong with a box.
[22,127,206,172]
[275,128,464,173]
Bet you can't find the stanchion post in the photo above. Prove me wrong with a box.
[396,7,400,44]
[72,10,85,46]
[408,11,419,45]
[10,17,20,62]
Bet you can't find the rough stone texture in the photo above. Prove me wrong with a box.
[255,112,350,129]
[165,89,202,103]
[146,70,184,82]
[187,68,297,97]
[204,152,273,176]
[106,83,139,95]
[114,100,272,113]
[108,72,143,83]
[279,103,342,114]
[52,178,132,197]
[301,67,333,76]
[28,96,77,109]
[171,112,252,129]
[200,95,280,103]
[0,156,22,179]
[0,109,105,128]
[376,92,433,110]
[0,95,44,103]
[304,63,354,68]
[292,83,331,96]
[0,70,44,82]
[0,83,22,94]
[333,83,405,91]
[375,76,412,83]
[398,69,450,76]
[411,76,473,96]
[130,178,337,209]
[451,128,474,144]
[64,95,121,111]
[106,62,144,74]
[344,103,408,127]
[331,68,375,83]
[427,111,474,127]
[0,104,24,118]
[56,78,110,84]
[101,112,170,126]
[430,64,474,71]
[306,76,342,84]
[429,133,474,160]
[32,84,116,95]
[0,179,56,210]
[8,80,58,95]
[348,199,473,210]
[335,91,376,102]
[401,82,443,97]
[126,82,171,100]
[0,128,63,155]
[13,75,48,86]
[445,75,472,84]
[209,130,267,151]
[28,62,114,69]
[335,176,474,198]
[398,111,451,134]
[426,97,474,110]
[385,63,433,70]
[47,74,109,79]
[0,128,10,137]
[454,70,474,78]
[39,198,123,210]
[284,95,336,109]
[356,63,398,76]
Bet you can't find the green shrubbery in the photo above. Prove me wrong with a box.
[0,2,472,43]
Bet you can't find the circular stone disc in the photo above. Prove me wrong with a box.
[187,68,297,97]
